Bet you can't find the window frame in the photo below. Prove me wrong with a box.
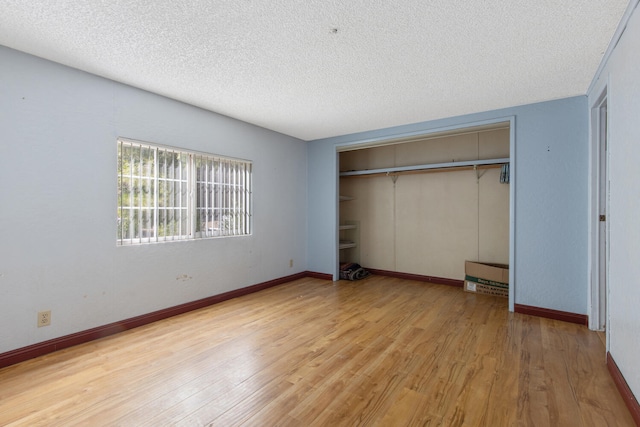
[117,138,252,245]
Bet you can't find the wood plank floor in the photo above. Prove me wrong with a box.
[0,276,634,426]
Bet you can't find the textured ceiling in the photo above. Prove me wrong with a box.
[0,0,629,140]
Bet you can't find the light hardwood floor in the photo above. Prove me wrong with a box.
[0,276,634,426]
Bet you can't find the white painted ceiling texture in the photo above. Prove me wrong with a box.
[0,1,629,140]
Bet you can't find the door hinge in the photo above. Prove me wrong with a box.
[600,214,606,222]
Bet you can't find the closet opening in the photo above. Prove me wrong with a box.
[336,119,515,310]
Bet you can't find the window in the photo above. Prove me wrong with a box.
[117,138,251,245]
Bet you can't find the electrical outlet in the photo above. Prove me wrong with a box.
[289,259,294,268]
[37,310,51,327]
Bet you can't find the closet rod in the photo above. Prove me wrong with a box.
[339,157,510,177]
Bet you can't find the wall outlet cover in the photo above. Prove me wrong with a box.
[38,310,51,327]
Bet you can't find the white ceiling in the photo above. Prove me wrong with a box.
[0,1,629,141]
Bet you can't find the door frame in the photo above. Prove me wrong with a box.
[588,88,609,333]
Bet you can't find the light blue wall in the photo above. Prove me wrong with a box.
[588,1,640,401]
[0,45,308,353]
[308,96,588,315]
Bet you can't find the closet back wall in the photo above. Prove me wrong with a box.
[339,129,509,281]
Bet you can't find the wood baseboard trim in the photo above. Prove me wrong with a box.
[607,352,640,426]
[514,304,588,326]
[0,271,330,370]
[365,268,463,287]
[305,271,334,280]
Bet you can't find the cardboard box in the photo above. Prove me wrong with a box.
[464,261,509,298]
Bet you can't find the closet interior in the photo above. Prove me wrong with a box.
[338,124,510,283]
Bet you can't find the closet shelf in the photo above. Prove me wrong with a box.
[339,240,357,250]
[339,157,510,178]
[339,224,357,230]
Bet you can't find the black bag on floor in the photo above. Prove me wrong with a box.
[339,263,370,281]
